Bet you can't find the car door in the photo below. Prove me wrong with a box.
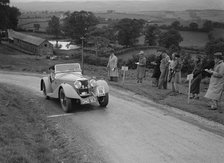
[51,77,60,91]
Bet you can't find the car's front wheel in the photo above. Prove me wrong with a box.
[98,93,109,107]
[59,88,72,113]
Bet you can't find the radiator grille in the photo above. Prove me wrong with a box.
[78,80,89,95]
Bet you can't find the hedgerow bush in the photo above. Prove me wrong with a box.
[181,53,194,75]
[126,53,156,70]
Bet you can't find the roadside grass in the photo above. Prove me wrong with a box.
[0,83,103,162]
[0,84,59,163]
[1,44,224,125]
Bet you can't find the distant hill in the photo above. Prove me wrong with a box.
[12,0,224,12]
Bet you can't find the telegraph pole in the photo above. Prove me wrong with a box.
[80,36,85,74]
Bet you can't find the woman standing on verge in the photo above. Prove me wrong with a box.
[107,50,119,81]
[204,52,224,113]
[190,56,203,99]
[137,51,146,83]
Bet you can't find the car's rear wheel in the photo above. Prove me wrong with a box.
[42,83,49,100]
[98,93,109,107]
[59,88,72,113]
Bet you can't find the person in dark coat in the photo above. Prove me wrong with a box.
[151,52,162,87]
[190,56,203,99]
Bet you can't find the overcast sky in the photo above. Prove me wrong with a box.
[11,0,224,11]
[12,0,157,1]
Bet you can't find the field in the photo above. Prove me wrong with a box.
[179,31,208,48]
[179,28,224,48]
[138,28,224,49]
[212,28,224,39]
[18,18,49,32]
[18,11,63,32]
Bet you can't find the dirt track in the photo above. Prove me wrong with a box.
[1,71,224,163]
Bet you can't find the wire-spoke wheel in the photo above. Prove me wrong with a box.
[59,88,72,113]
[98,93,109,107]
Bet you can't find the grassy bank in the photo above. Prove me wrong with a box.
[0,84,59,163]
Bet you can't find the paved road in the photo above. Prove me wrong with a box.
[1,72,224,163]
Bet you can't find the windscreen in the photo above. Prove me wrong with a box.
[55,63,81,73]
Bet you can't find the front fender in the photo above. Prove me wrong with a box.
[95,80,109,95]
[60,83,80,99]
[40,77,51,94]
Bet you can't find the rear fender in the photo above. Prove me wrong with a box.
[59,83,80,99]
[40,77,51,94]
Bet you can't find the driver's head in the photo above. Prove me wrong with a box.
[49,65,55,72]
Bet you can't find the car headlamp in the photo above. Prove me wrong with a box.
[89,79,97,87]
[74,80,82,89]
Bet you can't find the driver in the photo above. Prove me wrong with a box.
[49,65,55,82]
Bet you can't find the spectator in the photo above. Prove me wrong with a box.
[158,52,170,89]
[136,51,146,83]
[151,51,162,87]
[107,50,119,81]
[204,52,224,113]
[169,53,182,95]
[190,56,203,99]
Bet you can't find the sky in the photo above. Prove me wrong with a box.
[10,0,224,11]
[12,0,164,1]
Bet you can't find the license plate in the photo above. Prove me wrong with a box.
[97,86,105,96]
[81,96,96,104]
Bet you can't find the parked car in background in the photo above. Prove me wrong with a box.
[40,63,109,112]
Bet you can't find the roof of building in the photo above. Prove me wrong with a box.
[8,29,47,46]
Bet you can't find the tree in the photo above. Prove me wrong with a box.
[0,5,20,30]
[158,29,183,49]
[88,25,116,43]
[47,16,61,39]
[88,36,110,56]
[144,25,160,46]
[116,18,145,47]
[189,22,198,31]
[0,0,20,43]
[205,38,224,58]
[0,0,9,5]
[171,21,180,30]
[63,11,98,44]
[202,20,213,32]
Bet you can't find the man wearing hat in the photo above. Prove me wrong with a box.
[158,51,170,89]
[107,50,119,81]
[136,51,146,83]
[204,52,224,113]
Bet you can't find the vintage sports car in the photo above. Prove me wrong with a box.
[40,63,109,112]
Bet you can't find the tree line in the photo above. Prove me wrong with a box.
[47,11,183,52]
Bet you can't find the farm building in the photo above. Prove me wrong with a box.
[7,29,53,55]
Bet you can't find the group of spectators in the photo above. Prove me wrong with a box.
[150,50,182,95]
[107,49,224,113]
